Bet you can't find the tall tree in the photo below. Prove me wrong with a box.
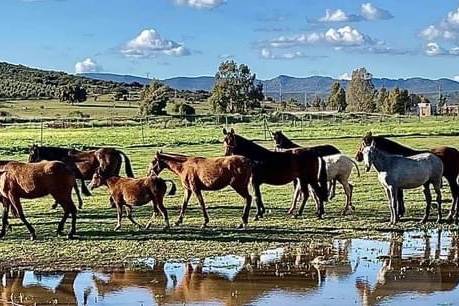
[328,81,347,112]
[380,87,410,115]
[346,68,376,112]
[139,80,170,116]
[208,60,263,113]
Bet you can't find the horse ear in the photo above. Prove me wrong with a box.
[230,128,235,134]
[366,131,372,137]
[223,128,227,135]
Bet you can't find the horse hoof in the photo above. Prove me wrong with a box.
[237,223,247,230]
[67,233,75,240]
[287,210,294,215]
[30,235,37,241]
[201,224,208,229]
[174,221,182,227]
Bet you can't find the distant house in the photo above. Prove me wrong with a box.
[418,101,433,117]
[440,103,459,116]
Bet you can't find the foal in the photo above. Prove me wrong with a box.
[0,161,77,240]
[362,142,443,224]
[89,171,176,230]
[148,152,253,228]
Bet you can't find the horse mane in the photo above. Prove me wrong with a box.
[277,132,299,148]
[234,134,272,157]
[374,136,425,155]
[159,152,190,162]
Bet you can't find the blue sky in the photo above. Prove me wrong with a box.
[1,0,459,80]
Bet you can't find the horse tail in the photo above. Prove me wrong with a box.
[164,179,177,196]
[351,159,361,177]
[318,156,329,201]
[117,150,135,178]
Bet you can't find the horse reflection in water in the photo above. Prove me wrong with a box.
[356,231,459,306]
[1,234,458,306]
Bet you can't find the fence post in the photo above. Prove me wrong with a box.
[40,119,44,145]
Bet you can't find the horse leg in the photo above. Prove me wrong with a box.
[125,206,142,229]
[308,180,324,219]
[397,189,405,218]
[232,184,252,229]
[114,203,123,231]
[329,179,337,200]
[288,182,301,215]
[421,183,432,224]
[176,189,192,226]
[10,196,36,240]
[340,179,353,216]
[74,182,83,210]
[154,196,170,230]
[194,190,209,229]
[0,200,10,238]
[55,194,78,239]
[296,183,310,218]
[391,187,399,224]
[252,181,265,220]
[80,179,92,196]
[433,180,442,223]
[384,187,395,224]
[445,176,458,223]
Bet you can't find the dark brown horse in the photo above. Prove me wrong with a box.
[355,132,459,224]
[28,145,134,209]
[0,161,77,240]
[148,152,253,228]
[88,170,176,230]
[223,128,328,219]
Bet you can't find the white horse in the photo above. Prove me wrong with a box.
[362,141,443,224]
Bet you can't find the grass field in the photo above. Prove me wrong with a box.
[0,115,458,270]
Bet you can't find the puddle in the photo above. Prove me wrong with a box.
[1,230,458,306]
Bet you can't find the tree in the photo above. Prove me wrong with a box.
[208,60,264,113]
[312,95,322,110]
[438,93,447,109]
[328,81,347,112]
[59,84,87,104]
[171,101,196,116]
[114,88,129,101]
[139,80,170,116]
[380,87,410,115]
[346,68,376,112]
[375,87,389,112]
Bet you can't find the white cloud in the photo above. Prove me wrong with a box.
[260,48,325,60]
[121,29,190,58]
[425,42,444,56]
[420,7,459,55]
[454,75,459,82]
[360,3,393,20]
[446,8,459,27]
[319,9,350,22]
[75,58,101,73]
[420,25,441,41]
[338,72,352,80]
[174,0,224,9]
[266,26,373,49]
[325,26,367,45]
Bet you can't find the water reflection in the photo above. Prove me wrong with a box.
[1,230,458,306]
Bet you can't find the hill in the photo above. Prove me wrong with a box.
[82,73,459,96]
[0,62,139,100]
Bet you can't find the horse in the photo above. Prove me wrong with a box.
[28,145,134,209]
[0,160,77,240]
[355,132,459,224]
[271,131,358,215]
[148,152,253,228]
[362,142,443,224]
[223,128,328,219]
[88,170,176,230]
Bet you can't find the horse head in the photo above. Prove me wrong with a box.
[148,151,166,176]
[88,169,108,190]
[28,144,40,163]
[222,128,236,156]
[362,140,376,172]
[355,131,373,162]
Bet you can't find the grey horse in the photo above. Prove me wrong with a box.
[362,141,443,224]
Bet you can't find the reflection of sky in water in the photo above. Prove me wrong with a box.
[2,230,458,306]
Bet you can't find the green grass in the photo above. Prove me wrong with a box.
[0,116,458,270]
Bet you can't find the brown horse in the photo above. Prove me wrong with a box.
[88,170,176,230]
[148,152,253,228]
[223,128,328,219]
[0,161,77,240]
[28,145,134,209]
[355,132,459,224]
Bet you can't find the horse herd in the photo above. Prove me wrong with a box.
[0,129,458,240]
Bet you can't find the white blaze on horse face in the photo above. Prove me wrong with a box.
[362,146,372,172]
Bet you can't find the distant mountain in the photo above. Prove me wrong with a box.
[81,72,459,95]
